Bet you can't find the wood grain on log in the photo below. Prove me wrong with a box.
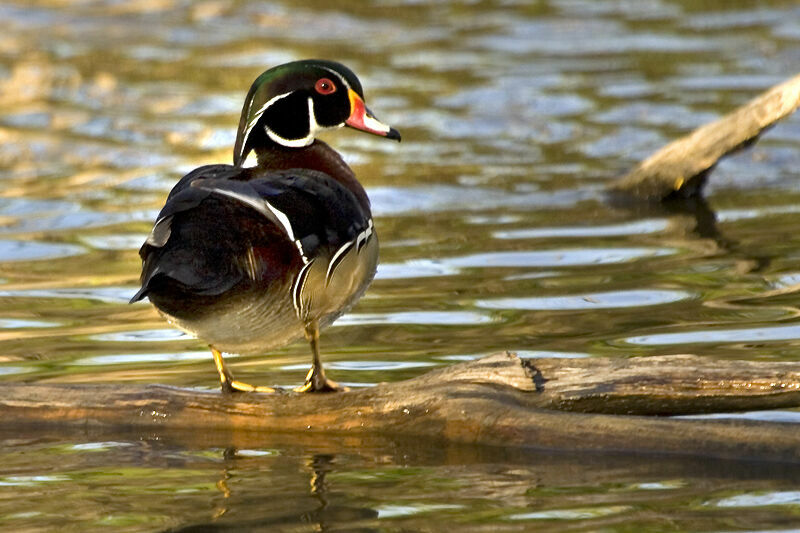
[607,73,800,201]
[4,353,800,462]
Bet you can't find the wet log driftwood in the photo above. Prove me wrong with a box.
[608,72,800,201]
[4,352,800,462]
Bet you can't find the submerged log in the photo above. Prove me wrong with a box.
[608,72,800,201]
[4,352,800,462]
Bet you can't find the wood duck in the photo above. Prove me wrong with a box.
[131,59,400,393]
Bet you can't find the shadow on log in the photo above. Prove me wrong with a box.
[5,353,800,462]
[608,72,800,201]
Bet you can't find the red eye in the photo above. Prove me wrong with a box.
[314,78,336,95]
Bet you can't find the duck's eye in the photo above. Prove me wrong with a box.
[314,78,336,95]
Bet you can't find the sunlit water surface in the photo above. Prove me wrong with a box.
[1,0,800,530]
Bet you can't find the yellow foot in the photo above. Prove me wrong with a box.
[221,379,276,394]
[213,347,275,394]
[293,376,348,393]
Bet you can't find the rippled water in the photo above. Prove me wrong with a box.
[1,0,800,530]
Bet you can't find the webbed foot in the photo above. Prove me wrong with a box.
[293,365,349,393]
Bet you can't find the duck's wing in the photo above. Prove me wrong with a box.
[131,168,374,311]
[130,164,252,303]
[231,171,378,321]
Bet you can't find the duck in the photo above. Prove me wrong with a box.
[130,59,400,393]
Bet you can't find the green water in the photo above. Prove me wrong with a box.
[1,0,800,530]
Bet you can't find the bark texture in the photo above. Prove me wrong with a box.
[5,353,800,462]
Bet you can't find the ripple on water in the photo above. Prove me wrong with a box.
[626,323,800,346]
[435,350,589,361]
[442,247,676,268]
[592,102,718,130]
[493,219,669,239]
[0,211,144,235]
[205,49,298,68]
[715,203,800,223]
[0,287,137,304]
[80,234,147,251]
[0,240,86,262]
[0,318,57,329]
[473,18,718,55]
[438,350,590,361]
[376,260,459,280]
[72,351,212,366]
[0,197,77,217]
[0,475,69,487]
[508,505,633,521]
[68,442,133,452]
[476,289,692,311]
[337,311,493,326]
[369,185,594,216]
[710,491,800,508]
[514,350,590,359]
[376,504,464,519]
[679,411,800,424]
[280,361,437,372]
[772,272,800,289]
[89,329,188,342]
[123,45,189,62]
[671,73,787,91]
[0,366,36,376]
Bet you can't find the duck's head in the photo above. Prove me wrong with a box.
[233,59,401,166]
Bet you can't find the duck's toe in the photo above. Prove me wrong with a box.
[227,380,277,394]
[293,375,348,393]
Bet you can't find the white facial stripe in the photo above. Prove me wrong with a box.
[263,97,320,148]
[264,95,347,148]
[265,127,314,148]
[307,96,321,135]
[319,66,351,92]
[242,91,293,152]
[246,69,355,149]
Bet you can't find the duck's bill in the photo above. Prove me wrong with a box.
[346,90,401,141]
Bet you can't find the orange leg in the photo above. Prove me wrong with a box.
[293,321,347,393]
[212,347,275,393]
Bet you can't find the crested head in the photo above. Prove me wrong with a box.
[233,59,400,167]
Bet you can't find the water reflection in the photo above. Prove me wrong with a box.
[627,323,800,346]
[72,351,212,366]
[493,218,669,239]
[477,288,692,311]
[0,287,136,304]
[0,240,86,261]
[338,310,494,326]
[4,427,800,532]
[443,247,676,268]
[710,490,800,508]
[369,185,596,216]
